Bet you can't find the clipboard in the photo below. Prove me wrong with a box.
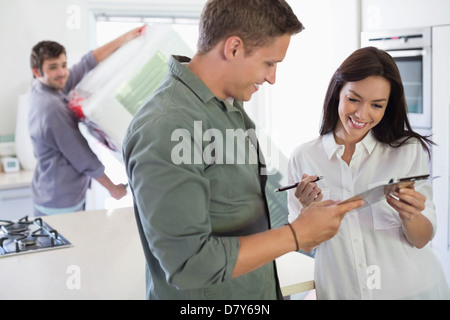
[340,174,431,208]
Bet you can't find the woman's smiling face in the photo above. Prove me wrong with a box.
[334,75,391,145]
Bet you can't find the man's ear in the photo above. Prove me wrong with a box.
[223,36,244,60]
[32,68,42,79]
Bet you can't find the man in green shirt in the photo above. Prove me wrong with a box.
[123,0,363,300]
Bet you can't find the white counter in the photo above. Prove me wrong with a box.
[0,170,33,190]
[276,251,315,296]
[0,206,314,299]
[0,207,146,300]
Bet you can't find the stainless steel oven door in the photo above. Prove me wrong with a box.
[361,27,432,129]
[387,48,432,129]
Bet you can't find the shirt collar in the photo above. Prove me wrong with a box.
[169,55,216,104]
[360,131,377,155]
[169,55,242,113]
[33,80,69,102]
[322,131,378,160]
[34,80,57,94]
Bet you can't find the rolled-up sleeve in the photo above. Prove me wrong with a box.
[124,113,240,290]
[63,51,98,94]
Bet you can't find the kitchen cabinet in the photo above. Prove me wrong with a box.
[431,24,450,285]
[362,0,450,31]
[0,171,33,220]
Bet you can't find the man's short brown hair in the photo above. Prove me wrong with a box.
[197,0,304,55]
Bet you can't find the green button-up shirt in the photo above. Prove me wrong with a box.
[123,55,280,300]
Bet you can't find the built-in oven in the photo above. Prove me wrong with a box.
[361,27,432,130]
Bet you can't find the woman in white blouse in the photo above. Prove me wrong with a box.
[287,46,450,299]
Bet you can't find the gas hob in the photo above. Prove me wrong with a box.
[0,216,72,257]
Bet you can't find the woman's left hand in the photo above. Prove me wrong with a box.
[386,186,433,248]
[386,187,426,221]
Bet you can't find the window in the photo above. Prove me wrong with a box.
[87,13,199,210]
[94,15,199,52]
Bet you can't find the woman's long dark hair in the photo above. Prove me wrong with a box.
[320,46,434,157]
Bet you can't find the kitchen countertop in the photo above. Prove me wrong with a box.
[0,207,146,300]
[0,170,33,190]
[276,251,315,296]
[0,206,314,299]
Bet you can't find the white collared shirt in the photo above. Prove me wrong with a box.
[288,132,450,299]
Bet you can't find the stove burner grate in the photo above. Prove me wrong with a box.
[0,216,72,257]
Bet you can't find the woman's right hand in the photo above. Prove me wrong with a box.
[294,174,323,208]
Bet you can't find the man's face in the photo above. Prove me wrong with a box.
[33,53,69,92]
[225,34,291,102]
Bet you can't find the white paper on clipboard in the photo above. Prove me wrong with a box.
[340,174,434,209]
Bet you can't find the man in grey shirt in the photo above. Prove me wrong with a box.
[29,26,145,215]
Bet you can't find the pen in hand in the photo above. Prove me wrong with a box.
[274,176,324,192]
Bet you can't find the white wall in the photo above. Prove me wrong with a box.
[431,24,450,287]
[362,0,450,31]
[253,0,360,183]
[0,0,90,136]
